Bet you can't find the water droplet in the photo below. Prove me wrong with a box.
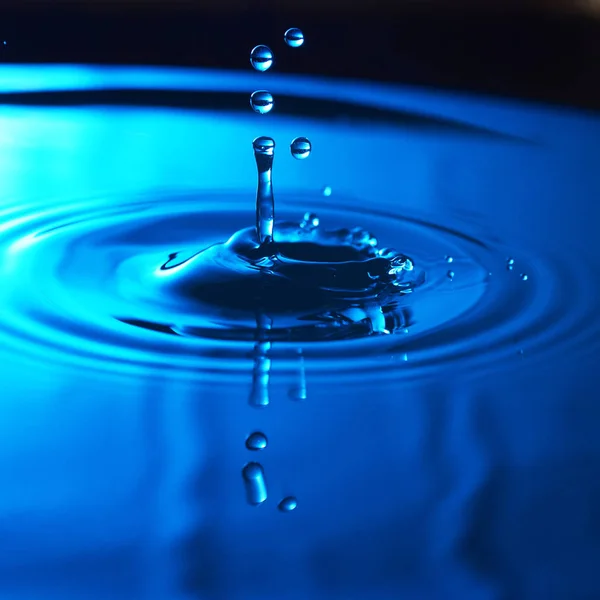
[278,496,298,512]
[284,28,304,48]
[520,273,528,281]
[445,255,454,263]
[447,270,455,280]
[250,45,274,72]
[242,462,268,505]
[402,353,408,361]
[246,432,268,451]
[290,137,311,160]
[250,90,274,115]
[506,257,515,271]
[322,185,332,197]
[300,212,319,231]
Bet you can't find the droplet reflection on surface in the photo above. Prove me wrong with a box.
[290,136,312,160]
[278,496,298,512]
[250,90,274,114]
[284,28,304,48]
[242,462,268,505]
[250,45,274,72]
[246,431,268,451]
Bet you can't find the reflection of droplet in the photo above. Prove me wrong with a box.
[290,137,312,160]
[250,90,274,114]
[322,185,332,197]
[246,432,268,451]
[520,273,528,281]
[284,28,304,48]
[447,270,455,280]
[242,462,268,505]
[288,349,307,400]
[445,255,454,263]
[278,496,298,512]
[250,45,274,72]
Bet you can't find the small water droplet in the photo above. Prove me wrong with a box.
[250,90,274,114]
[445,255,454,263]
[520,273,528,281]
[242,462,268,505]
[284,28,304,48]
[290,137,311,160]
[245,432,268,451]
[506,257,515,271]
[322,185,332,197]
[447,270,455,280]
[278,496,298,512]
[250,45,274,72]
[403,328,409,334]
[300,212,319,231]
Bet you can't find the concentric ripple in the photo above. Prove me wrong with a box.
[0,190,597,383]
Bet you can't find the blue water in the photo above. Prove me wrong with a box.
[1,65,600,599]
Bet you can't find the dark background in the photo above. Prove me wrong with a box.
[1,0,599,110]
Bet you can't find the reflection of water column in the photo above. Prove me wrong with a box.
[249,312,272,408]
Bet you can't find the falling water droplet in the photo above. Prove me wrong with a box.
[322,185,332,197]
[445,255,454,263]
[284,28,304,48]
[250,90,274,114]
[506,257,515,271]
[242,462,268,505]
[278,496,298,512]
[246,432,268,451]
[250,45,274,72]
[447,270,455,280]
[520,273,528,281]
[290,137,312,160]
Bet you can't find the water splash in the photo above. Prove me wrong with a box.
[253,136,276,244]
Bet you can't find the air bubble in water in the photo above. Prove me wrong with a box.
[447,270,455,280]
[250,90,274,114]
[250,45,274,72]
[278,496,298,512]
[242,462,268,505]
[323,185,332,197]
[290,137,311,160]
[284,28,304,48]
[246,431,268,451]
[520,273,528,281]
